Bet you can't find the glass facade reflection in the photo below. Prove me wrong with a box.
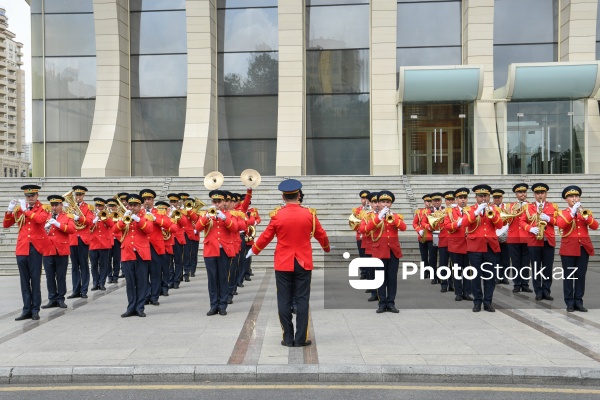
[494,0,558,88]
[130,5,187,176]
[218,1,278,175]
[306,1,370,175]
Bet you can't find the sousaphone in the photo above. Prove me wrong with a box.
[204,171,224,190]
[240,169,261,188]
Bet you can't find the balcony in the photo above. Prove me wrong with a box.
[0,41,5,49]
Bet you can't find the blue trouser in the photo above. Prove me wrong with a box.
[228,249,240,298]
[109,238,121,280]
[529,242,554,297]
[147,245,162,302]
[43,254,68,303]
[427,240,438,278]
[439,246,450,289]
[190,239,199,274]
[237,234,248,286]
[497,242,510,280]
[89,248,109,288]
[509,243,530,288]
[561,246,589,308]
[16,244,43,315]
[70,237,90,295]
[450,252,471,297]
[275,259,312,345]
[161,253,170,293]
[377,251,400,309]
[170,240,184,284]
[468,247,497,306]
[418,240,428,265]
[205,249,231,311]
[245,254,253,278]
[183,234,192,277]
[122,253,149,314]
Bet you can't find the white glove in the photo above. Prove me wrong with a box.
[530,227,540,236]
[93,216,99,224]
[475,202,487,216]
[571,202,581,217]
[7,199,16,212]
[378,207,389,220]
[131,214,140,222]
[44,222,51,230]
[254,221,258,226]
[418,229,424,237]
[194,229,198,235]
[19,199,27,210]
[217,210,226,220]
[246,249,255,258]
[73,214,80,221]
[451,204,457,208]
[540,213,550,222]
[124,210,132,216]
[457,218,463,227]
[49,218,60,227]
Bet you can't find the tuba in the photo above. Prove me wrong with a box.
[245,225,257,242]
[349,213,362,230]
[499,202,526,223]
[63,190,87,230]
[426,209,446,230]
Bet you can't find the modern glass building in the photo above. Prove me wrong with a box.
[27,0,600,177]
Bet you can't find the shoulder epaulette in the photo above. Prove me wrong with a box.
[180,209,188,216]
[234,210,246,218]
[144,214,155,221]
[414,209,419,216]
[352,207,360,215]
[88,204,95,212]
[198,210,206,217]
[397,213,404,220]
[269,206,281,218]
[42,204,52,213]
[308,208,317,216]
[552,203,559,210]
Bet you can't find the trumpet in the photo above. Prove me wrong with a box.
[98,210,108,221]
[110,211,120,222]
[184,197,206,213]
[207,207,218,218]
[170,208,182,221]
[123,214,132,225]
[580,207,593,219]
[486,203,495,219]
[385,211,395,224]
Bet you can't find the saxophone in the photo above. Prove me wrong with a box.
[536,203,547,241]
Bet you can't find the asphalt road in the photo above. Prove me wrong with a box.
[2,383,600,400]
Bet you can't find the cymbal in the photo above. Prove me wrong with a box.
[204,171,224,190]
[240,169,261,188]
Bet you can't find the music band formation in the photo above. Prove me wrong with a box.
[350,183,597,313]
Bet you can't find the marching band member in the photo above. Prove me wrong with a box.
[106,198,123,284]
[421,192,443,282]
[68,186,95,299]
[352,190,370,279]
[117,194,154,318]
[116,192,129,280]
[179,192,199,281]
[156,201,176,297]
[443,187,472,301]
[465,184,503,312]
[364,190,406,313]
[240,193,261,282]
[4,185,51,320]
[42,194,75,309]
[359,192,378,302]
[234,190,253,287]
[519,183,558,301]
[89,198,115,291]
[556,185,597,312]
[506,184,532,293]
[168,193,186,289]
[247,179,329,347]
[491,189,510,285]
[439,191,454,293]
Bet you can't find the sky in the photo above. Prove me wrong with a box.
[3,1,31,142]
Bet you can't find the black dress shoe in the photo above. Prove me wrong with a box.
[512,287,521,293]
[138,312,147,317]
[521,287,533,293]
[543,294,554,301]
[472,305,481,312]
[107,278,113,283]
[387,307,400,313]
[90,286,99,291]
[376,307,386,313]
[184,276,190,282]
[219,309,227,316]
[575,305,589,312]
[484,305,496,312]
[233,290,238,296]
[41,302,58,309]
[162,291,169,297]
[81,294,88,299]
[99,286,106,291]
[238,283,244,288]
[168,283,174,289]
[207,308,218,316]
[448,286,454,292]
[145,300,150,305]
[281,340,294,347]
[149,301,160,306]
[31,313,40,320]
[367,296,378,302]
[191,273,195,277]
[431,279,438,285]
[566,306,575,312]
[15,313,32,321]
[112,279,118,284]
[174,284,180,289]
[462,295,473,301]
[502,278,510,285]
[245,276,251,281]
[57,301,67,309]
[455,295,462,301]
[67,293,81,299]
[535,295,543,300]
[441,287,448,293]
[121,311,137,318]
[295,340,312,347]
[249,271,254,276]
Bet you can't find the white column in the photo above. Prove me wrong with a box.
[81,0,131,176]
[179,0,218,176]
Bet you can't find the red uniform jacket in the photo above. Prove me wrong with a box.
[232,210,247,253]
[244,208,261,245]
[196,211,238,257]
[183,209,200,241]
[252,204,330,271]
[89,217,115,250]
[364,213,406,259]
[506,201,528,244]
[116,211,154,261]
[422,207,447,247]
[68,202,95,246]
[443,206,467,255]
[175,213,190,245]
[412,208,428,241]
[234,189,252,213]
[46,213,76,256]
[4,201,52,256]
[464,204,503,253]
[352,206,364,241]
[147,208,174,255]
[359,213,374,255]
[165,223,177,255]
[519,202,558,247]
[112,223,122,243]
[418,208,436,242]
[557,209,598,256]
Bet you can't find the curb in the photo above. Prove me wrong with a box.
[3,365,600,385]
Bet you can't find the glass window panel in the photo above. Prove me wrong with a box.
[131,98,187,141]
[218,8,278,52]
[45,57,97,99]
[31,0,42,13]
[307,5,369,49]
[307,0,369,5]
[597,42,600,60]
[493,44,555,88]
[44,0,94,13]
[218,96,277,140]
[307,49,369,94]
[397,2,461,47]
[45,100,95,142]
[32,100,44,143]
[45,142,89,177]
[132,141,183,176]
[306,138,370,175]
[219,52,279,95]
[130,0,186,11]
[31,14,43,57]
[32,57,43,100]
[597,4,600,40]
[396,47,462,67]
[32,143,45,177]
[306,94,370,138]
[131,55,188,97]
[45,14,96,56]
[130,11,187,55]
[494,0,557,45]
[218,0,278,7]
[218,139,276,176]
